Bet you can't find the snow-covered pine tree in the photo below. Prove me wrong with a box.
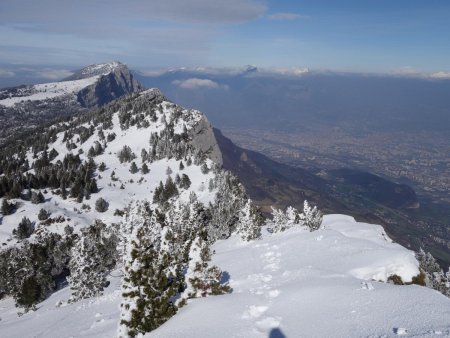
[209,171,247,241]
[300,200,323,232]
[286,206,301,228]
[187,235,231,298]
[416,249,450,297]
[118,207,177,337]
[236,199,263,241]
[271,207,289,233]
[13,217,34,239]
[67,221,119,302]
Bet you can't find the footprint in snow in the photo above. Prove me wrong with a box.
[255,316,281,332]
[360,281,374,291]
[268,289,280,298]
[242,305,268,319]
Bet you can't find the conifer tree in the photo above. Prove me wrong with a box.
[1,199,12,215]
[300,200,323,232]
[236,199,264,241]
[141,163,149,174]
[38,208,50,221]
[95,197,109,212]
[187,235,230,298]
[67,221,119,302]
[129,161,138,174]
[119,206,178,336]
[271,207,288,233]
[13,217,34,239]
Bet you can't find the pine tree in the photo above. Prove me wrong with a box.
[271,207,288,233]
[1,199,12,216]
[119,207,178,336]
[31,191,45,204]
[141,163,149,174]
[38,208,50,221]
[416,249,450,297]
[180,174,191,189]
[187,236,230,298]
[13,217,34,239]
[300,200,323,232]
[129,162,138,174]
[236,199,264,241]
[179,161,184,170]
[99,162,106,172]
[95,197,109,212]
[200,163,209,174]
[67,221,119,302]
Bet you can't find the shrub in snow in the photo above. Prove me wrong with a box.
[95,197,109,212]
[271,201,322,233]
[271,207,289,233]
[141,162,149,174]
[67,221,119,302]
[1,198,14,215]
[31,191,45,204]
[188,236,231,297]
[416,249,450,297]
[38,208,50,221]
[0,232,72,310]
[117,145,135,163]
[13,217,34,239]
[236,199,264,241]
[301,200,323,232]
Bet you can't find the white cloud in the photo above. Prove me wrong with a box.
[391,67,450,80]
[260,67,309,77]
[0,69,15,77]
[268,12,307,21]
[172,78,222,89]
[391,66,422,76]
[429,71,450,79]
[34,68,74,80]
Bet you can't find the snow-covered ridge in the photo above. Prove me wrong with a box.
[0,61,127,107]
[80,62,122,76]
[0,76,100,107]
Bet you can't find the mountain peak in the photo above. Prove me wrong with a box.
[64,61,127,81]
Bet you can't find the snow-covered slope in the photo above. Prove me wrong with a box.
[0,89,219,245]
[0,76,101,107]
[0,62,126,107]
[1,215,449,338]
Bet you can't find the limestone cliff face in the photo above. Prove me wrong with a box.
[189,115,223,166]
[76,64,143,108]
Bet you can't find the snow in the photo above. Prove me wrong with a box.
[1,215,449,337]
[0,97,215,246]
[0,76,100,107]
[151,215,450,338]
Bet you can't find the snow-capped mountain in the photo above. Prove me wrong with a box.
[0,87,449,337]
[0,62,143,144]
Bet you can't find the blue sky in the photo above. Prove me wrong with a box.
[0,0,449,74]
